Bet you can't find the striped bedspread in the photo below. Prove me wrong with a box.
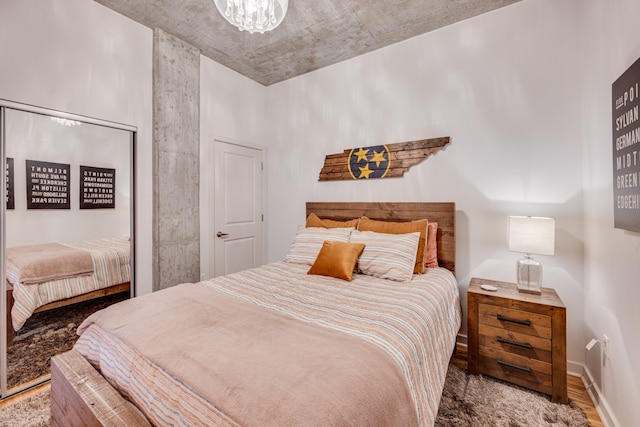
[8,236,130,331]
[75,261,461,427]
[208,262,462,425]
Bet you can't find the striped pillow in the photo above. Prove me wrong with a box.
[350,230,419,282]
[358,217,428,274]
[284,226,354,265]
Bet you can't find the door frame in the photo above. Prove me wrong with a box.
[200,137,266,280]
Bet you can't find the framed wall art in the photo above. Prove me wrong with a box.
[26,160,70,209]
[612,57,640,232]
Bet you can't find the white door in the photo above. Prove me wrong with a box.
[213,140,263,276]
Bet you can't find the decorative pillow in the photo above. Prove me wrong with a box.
[349,230,420,282]
[357,217,428,274]
[306,213,360,229]
[307,241,366,281]
[425,222,439,268]
[284,226,354,265]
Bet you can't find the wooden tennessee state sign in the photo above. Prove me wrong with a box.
[318,136,450,181]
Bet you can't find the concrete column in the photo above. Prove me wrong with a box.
[152,28,200,291]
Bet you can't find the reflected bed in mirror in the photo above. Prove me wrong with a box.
[6,235,131,341]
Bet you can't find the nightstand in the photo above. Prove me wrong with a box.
[467,277,567,403]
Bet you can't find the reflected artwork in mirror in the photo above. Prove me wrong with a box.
[1,102,135,396]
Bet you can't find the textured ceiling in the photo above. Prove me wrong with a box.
[95,0,521,86]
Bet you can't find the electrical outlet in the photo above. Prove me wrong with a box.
[602,334,609,359]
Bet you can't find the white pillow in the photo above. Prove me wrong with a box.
[349,229,420,282]
[284,226,354,265]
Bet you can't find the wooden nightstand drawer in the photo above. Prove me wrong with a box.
[478,324,552,363]
[467,277,567,403]
[478,303,551,339]
[479,346,553,395]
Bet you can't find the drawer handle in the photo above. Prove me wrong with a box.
[497,314,532,327]
[497,336,532,349]
[497,358,532,373]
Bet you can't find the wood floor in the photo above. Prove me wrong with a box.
[452,344,604,427]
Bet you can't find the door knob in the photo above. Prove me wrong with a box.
[216,231,229,238]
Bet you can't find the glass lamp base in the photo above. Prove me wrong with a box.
[516,256,542,294]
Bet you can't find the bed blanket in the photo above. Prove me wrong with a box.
[76,261,461,426]
[77,282,418,426]
[9,236,130,331]
[6,242,93,285]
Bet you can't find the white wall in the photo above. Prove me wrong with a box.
[0,0,153,294]
[5,108,131,246]
[3,0,637,424]
[265,0,586,366]
[580,0,640,426]
[199,56,268,279]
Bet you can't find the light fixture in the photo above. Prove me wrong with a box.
[214,0,288,34]
[508,216,555,294]
[50,117,81,126]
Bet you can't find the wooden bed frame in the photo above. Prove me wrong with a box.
[306,202,455,274]
[51,202,456,426]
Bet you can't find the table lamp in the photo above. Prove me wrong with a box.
[508,216,555,294]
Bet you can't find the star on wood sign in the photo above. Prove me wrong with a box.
[318,136,450,181]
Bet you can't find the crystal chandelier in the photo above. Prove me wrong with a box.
[50,117,81,126]
[214,0,288,34]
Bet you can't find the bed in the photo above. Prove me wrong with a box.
[51,202,460,427]
[5,236,131,343]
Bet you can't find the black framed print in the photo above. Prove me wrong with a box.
[6,157,14,210]
[80,165,116,209]
[613,56,640,232]
[26,160,70,209]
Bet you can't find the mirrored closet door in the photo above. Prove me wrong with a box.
[0,100,135,398]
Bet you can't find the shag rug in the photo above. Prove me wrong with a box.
[0,389,50,427]
[7,292,129,388]
[434,364,589,427]
[0,363,589,427]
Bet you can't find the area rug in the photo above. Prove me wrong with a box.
[1,363,589,427]
[7,292,129,388]
[0,388,50,427]
[435,364,589,427]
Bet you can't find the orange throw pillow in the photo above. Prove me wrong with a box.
[307,241,366,281]
[358,217,428,274]
[306,213,360,229]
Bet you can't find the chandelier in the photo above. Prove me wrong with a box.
[50,117,81,126]
[214,0,288,34]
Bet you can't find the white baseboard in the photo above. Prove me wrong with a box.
[567,360,583,377]
[574,362,620,427]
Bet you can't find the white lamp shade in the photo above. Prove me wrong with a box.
[508,216,555,256]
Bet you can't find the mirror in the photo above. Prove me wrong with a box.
[1,102,135,396]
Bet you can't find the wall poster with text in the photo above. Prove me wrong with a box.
[613,56,640,232]
[26,160,70,209]
[80,165,115,209]
[5,157,14,210]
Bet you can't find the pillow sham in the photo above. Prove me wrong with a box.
[349,230,420,282]
[307,241,366,281]
[306,213,360,229]
[425,222,439,268]
[284,226,354,266]
[358,217,428,274]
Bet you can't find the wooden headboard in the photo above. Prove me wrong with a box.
[306,202,456,275]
